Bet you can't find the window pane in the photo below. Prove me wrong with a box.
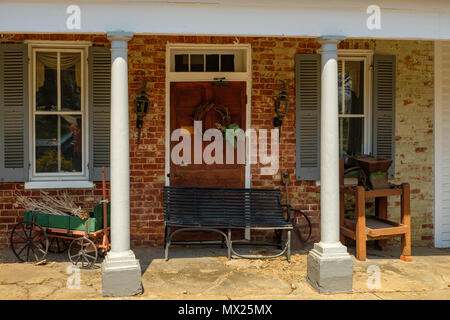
[190,54,204,72]
[206,54,219,72]
[339,117,364,158]
[35,52,57,111]
[61,53,82,111]
[221,54,235,72]
[60,115,82,172]
[175,54,188,72]
[344,60,364,115]
[35,115,58,173]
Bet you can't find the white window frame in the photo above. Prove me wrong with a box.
[337,50,373,155]
[28,43,90,182]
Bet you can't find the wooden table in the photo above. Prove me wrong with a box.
[339,165,412,262]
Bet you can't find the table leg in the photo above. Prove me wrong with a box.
[400,183,412,262]
[375,196,388,251]
[356,186,367,261]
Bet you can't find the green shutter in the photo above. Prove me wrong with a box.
[295,54,321,180]
[0,44,29,182]
[373,55,396,178]
[89,46,111,181]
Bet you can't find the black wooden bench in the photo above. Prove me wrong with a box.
[163,186,292,261]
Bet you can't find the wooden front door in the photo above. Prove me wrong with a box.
[170,81,246,188]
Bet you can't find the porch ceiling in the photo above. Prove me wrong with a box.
[1,0,450,40]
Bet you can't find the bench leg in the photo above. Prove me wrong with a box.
[286,230,291,262]
[165,226,171,261]
[227,229,232,260]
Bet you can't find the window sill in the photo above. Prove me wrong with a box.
[25,181,94,190]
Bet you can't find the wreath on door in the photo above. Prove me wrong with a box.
[193,102,243,147]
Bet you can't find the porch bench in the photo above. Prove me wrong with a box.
[163,186,292,261]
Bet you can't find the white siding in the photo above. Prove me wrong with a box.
[435,41,450,247]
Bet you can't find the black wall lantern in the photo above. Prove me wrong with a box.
[134,81,150,145]
[273,80,290,129]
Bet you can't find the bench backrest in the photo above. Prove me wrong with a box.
[163,186,284,224]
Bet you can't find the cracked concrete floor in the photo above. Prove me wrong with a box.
[0,245,449,300]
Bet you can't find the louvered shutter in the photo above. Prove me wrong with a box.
[89,46,111,181]
[0,44,29,182]
[373,55,396,178]
[295,54,321,180]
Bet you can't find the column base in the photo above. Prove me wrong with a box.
[307,242,353,293]
[102,250,143,297]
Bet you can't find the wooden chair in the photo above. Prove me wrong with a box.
[339,159,412,262]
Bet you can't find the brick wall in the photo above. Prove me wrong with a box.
[0,34,434,248]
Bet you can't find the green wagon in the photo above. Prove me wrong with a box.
[10,202,110,269]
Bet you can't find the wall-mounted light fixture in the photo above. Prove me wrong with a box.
[134,81,150,145]
[273,80,290,129]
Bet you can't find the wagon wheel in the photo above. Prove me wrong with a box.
[68,237,98,269]
[10,221,49,263]
[291,208,312,243]
[48,237,70,254]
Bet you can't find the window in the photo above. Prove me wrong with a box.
[32,48,87,179]
[338,54,371,163]
[169,46,248,74]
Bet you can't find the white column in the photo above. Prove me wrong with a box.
[102,31,142,297]
[306,36,353,293]
[109,32,132,254]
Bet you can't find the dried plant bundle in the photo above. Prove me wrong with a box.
[14,192,90,220]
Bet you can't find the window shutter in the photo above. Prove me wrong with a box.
[295,54,321,180]
[89,46,111,181]
[372,55,396,178]
[0,44,29,182]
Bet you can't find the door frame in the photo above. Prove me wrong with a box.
[165,43,252,188]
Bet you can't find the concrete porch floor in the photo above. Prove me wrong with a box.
[0,245,449,300]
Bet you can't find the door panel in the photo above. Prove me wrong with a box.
[170,82,246,188]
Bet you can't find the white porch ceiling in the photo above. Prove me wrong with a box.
[1,0,450,39]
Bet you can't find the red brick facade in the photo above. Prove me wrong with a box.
[0,34,434,248]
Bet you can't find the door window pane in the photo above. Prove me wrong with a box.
[175,54,189,72]
[339,117,364,158]
[35,52,57,111]
[221,54,235,72]
[206,54,219,72]
[60,53,81,111]
[190,54,204,72]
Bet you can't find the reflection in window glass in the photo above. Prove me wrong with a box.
[35,115,58,173]
[190,54,204,72]
[60,53,81,111]
[35,52,58,111]
[175,54,189,72]
[339,118,364,158]
[60,115,82,172]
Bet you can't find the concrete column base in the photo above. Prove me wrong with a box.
[102,250,143,297]
[307,242,353,293]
